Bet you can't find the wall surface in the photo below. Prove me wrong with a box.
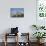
[0,0,36,42]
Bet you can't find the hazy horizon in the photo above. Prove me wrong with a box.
[11,8,24,14]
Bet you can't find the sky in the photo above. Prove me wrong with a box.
[11,8,24,14]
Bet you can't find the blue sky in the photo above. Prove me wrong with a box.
[11,8,24,14]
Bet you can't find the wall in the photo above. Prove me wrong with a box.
[0,0,36,42]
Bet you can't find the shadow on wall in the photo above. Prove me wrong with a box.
[3,28,11,34]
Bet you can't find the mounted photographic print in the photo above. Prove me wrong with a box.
[10,8,24,17]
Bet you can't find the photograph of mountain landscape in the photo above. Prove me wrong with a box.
[10,8,24,17]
